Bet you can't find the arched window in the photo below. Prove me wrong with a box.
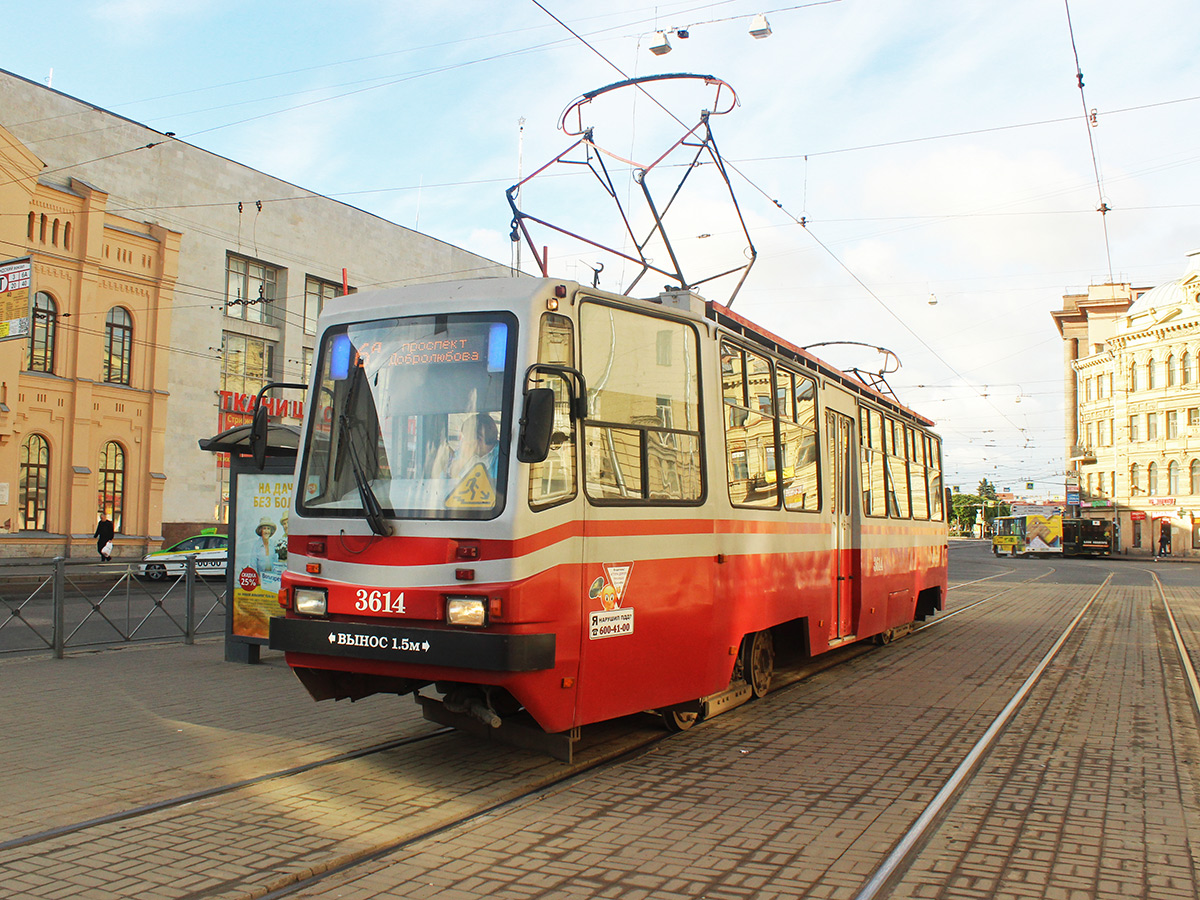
[1130,463,1140,494]
[1147,356,1157,390]
[1167,354,1177,387]
[104,307,133,385]
[1130,362,1139,393]
[1184,352,1194,385]
[1169,460,1180,496]
[19,434,50,531]
[27,211,35,240]
[98,441,125,532]
[63,221,72,251]
[26,292,57,374]
[1148,461,1158,496]
[1191,460,1200,495]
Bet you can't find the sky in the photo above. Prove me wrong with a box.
[5,0,1200,496]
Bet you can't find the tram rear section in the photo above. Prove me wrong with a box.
[268,278,948,758]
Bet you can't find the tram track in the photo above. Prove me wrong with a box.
[850,566,1200,900]
[256,567,1083,900]
[0,727,454,854]
[11,562,1189,900]
[849,573,1113,900]
[1,581,1014,900]
[0,712,671,900]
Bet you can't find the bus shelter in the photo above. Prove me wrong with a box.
[199,423,299,664]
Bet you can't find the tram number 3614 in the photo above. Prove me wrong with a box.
[354,589,407,614]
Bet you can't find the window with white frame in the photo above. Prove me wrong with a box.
[303,275,348,334]
[225,254,281,325]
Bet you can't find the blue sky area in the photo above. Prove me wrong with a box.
[5,0,1200,494]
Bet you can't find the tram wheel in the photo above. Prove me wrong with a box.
[742,630,775,699]
[660,707,701,733]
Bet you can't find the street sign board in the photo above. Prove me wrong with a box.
[0,257,31,342]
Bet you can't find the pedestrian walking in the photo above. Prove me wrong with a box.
[95,515,115,561]
[1159,520,1171,558]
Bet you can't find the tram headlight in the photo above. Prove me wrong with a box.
[446,596,487,627]
[294,587,328,617]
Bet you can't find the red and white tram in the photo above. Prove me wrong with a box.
[269,277,948,758]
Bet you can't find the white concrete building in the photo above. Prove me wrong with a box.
[0,68,513,548]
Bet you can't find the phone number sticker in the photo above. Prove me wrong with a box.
[589,607,634,640]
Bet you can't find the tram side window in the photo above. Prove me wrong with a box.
[886,417,911,518]
[780,368,819,511]
[580,303,702,503]
[529,313,578,510]
[927,434,944,520]
[859,407,887,517]
[908,425,929,520]
[722,342,778,508]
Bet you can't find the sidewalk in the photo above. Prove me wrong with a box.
[0,638,415,843]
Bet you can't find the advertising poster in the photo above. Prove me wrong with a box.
[232,471,292,639]
[0,257,31,341]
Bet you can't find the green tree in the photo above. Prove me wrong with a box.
[977,478,997,500]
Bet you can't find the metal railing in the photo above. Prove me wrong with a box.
[0,556,227,658]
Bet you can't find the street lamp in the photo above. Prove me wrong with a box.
[649,31,672,55]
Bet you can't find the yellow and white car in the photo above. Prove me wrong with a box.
[138,532,228,581]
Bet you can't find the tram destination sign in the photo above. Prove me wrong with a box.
[0,258,31,342]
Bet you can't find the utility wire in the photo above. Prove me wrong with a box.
[529,0,1030,440]
[1063,0,1114,284]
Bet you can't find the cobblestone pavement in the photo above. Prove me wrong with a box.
[287,577,1199,900]
[891,582,1200,900]
[0,640,433,843]
[3,562,1198,900]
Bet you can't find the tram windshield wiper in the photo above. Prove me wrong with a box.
[337,362,392,537]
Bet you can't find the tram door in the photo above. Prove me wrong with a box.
[827,411,856,639]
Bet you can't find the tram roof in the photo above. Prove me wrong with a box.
[705,299,936,429]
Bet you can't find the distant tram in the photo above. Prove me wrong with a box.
[992,514,1112,558]
[268,278,949,758]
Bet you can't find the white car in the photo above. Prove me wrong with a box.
[138,533,228,580]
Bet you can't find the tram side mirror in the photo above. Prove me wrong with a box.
[251,403,268,470]
[517,388,556,463]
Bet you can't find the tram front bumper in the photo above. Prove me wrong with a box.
[269,616,556,672]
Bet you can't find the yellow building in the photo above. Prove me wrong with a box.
[0,124,180,558]
[1053,251,1200,556]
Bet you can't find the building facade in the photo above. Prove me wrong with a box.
[0,68,512,556]
[0,124,180,557]
[1053,250,1200,556]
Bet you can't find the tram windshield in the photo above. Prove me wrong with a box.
[298,312,517,521]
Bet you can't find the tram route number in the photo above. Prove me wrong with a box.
[589,607,634,640]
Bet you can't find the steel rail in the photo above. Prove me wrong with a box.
[0,727,453,853]
[1151,572,1200,720]
[851,573,1111,900]
[917,568,1057,632]
[254,735,666,900]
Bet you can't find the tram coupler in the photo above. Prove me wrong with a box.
[416,694,576,763]
[443,690,502,728]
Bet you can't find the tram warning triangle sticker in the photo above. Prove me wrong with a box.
[444,463,495,509]
[603,563,633,602]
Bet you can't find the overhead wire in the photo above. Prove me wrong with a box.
[1062,0,1114,283]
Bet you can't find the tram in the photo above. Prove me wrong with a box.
[268,277,948,758]
[992,514,1111,557]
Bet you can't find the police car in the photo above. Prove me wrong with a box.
[138,531,228,580]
